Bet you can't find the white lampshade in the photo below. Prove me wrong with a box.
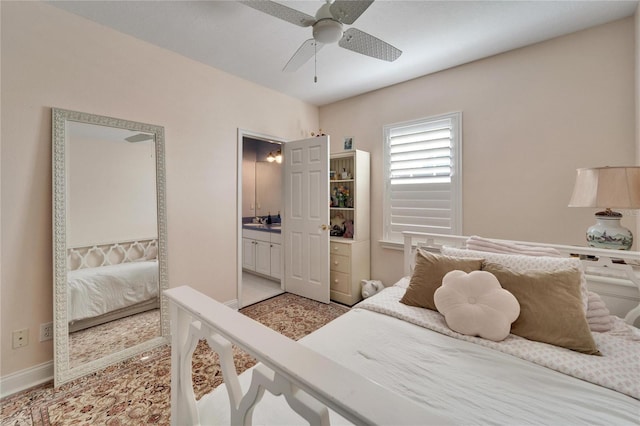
[569,167,640,209]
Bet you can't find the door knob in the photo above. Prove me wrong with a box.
[320,224,329,231]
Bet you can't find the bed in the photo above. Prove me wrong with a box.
[67,239,159,332]
[165,232,640,425]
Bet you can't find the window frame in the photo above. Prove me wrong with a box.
[382,111,463,244]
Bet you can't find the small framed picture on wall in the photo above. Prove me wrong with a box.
[344,137,353,150]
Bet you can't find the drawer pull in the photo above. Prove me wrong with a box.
[334,279,339,283]
[334,260,338,265]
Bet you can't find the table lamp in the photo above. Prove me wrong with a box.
[568,166,640,250]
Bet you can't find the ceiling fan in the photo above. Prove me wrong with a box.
[240,0,402,72]
[125,133,154,143]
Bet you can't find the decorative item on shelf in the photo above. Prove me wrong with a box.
[330,213,345,236]
[346,197,354,208]
[343,219,354,238]
[569,166,640,250]
[329,170,336,180]
[344,137,353,150]
[311,129,326,137]
[266,149,282,164]
[334,185,349,208]
[341,168,350,179]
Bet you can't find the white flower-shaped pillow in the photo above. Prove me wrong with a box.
[434,270,520,341]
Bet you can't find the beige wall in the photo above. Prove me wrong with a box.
[636,8,640,235]
[0,2,318,376]
[320,17,636,286]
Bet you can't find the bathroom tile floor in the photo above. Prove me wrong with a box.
[242,272,283,307]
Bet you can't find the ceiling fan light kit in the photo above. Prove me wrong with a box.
[313,19,343,44]
[241,0,402,73]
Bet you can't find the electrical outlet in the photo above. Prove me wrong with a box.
[40,322,53,342]
[12,328,29,349]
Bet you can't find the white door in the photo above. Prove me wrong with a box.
[283,136,330,303]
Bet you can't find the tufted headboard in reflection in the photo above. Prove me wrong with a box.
[67,238,158,271]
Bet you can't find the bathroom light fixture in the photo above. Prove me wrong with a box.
[267,149,282,164]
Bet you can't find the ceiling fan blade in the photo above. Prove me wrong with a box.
[339,28,402,62]
[240,1,315,27]
[330,0,374,25]
[125,133,154,143]
[283,39,324,72]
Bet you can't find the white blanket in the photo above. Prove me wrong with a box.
[67,261,158,322]
[199,288,640,425]
[359,283,640,400]
[466,235,563,257]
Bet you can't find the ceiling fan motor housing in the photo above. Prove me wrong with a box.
[313,19,343,44]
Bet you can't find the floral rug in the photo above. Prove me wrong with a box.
[0,293,349,426]
[69,309,160,369]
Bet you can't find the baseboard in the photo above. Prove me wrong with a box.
[225,299,239,311]
[0,360,53,399]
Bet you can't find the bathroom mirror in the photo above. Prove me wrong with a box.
[255,161,282,218]
[52,108,168,386]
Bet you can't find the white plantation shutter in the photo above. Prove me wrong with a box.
[383,112,462,242]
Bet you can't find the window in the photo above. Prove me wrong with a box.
[383,112,462,243]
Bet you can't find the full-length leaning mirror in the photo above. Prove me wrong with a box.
[52,108,168,386]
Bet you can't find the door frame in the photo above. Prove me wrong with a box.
[237,128,287,309]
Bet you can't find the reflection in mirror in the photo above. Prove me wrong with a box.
[255,161,282,218]
[52,108,168,386]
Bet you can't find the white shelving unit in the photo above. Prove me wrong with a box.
[329,150,370,305]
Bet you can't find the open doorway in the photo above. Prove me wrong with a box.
[237,130,285,308]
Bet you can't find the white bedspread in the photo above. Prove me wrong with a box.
[67,261,158,322]
[199,289,640,425]
[359,284,640,400]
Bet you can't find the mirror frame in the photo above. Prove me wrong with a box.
[52,108,169,386]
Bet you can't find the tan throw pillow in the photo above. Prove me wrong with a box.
[482,262,600,355]
[400,249,483,311]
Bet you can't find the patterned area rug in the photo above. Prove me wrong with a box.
[0,293,349,426]
[69,309,160,369]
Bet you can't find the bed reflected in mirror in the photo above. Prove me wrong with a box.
[52,109,168,386]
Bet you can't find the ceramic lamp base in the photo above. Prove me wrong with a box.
[586,214,633,250]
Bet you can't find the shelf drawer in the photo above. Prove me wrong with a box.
[330,254,350,274]
[330,271,350,294]
[330,242,350,257]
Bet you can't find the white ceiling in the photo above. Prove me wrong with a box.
[50,0,638,106]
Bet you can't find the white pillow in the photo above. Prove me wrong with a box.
[586,291,613,332]
[440,246,588,313]
[434,270,520,341]
[145,245,158,261]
